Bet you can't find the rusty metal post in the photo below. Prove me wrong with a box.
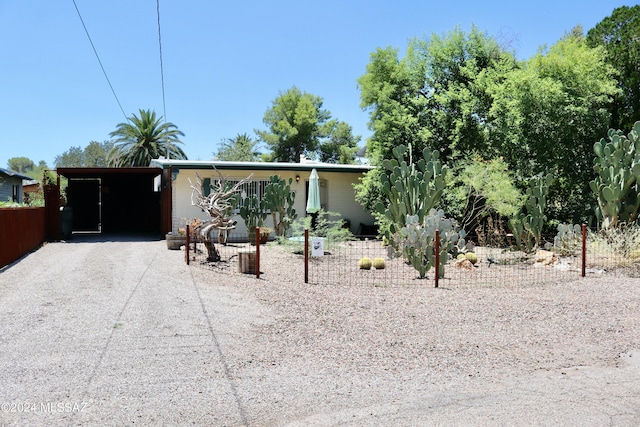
[255,227,261,279]
[581,223,587,277]
[434,229,440,288]
[185,224,190,265]
[304,228,309,284]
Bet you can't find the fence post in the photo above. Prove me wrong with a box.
[255,227,260,279]
[304,228,309,284]
[434,229,440,288]
[186,225,190,265]
[581,223,586,277]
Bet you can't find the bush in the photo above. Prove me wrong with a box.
[590,223,640,259]
[277,209,355,254]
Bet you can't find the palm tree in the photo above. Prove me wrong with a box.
[108,109,187,166]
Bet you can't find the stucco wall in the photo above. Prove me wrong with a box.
[170,168,374,236]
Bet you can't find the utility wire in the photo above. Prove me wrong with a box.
[72,0,128,120]
[156,0,167,122]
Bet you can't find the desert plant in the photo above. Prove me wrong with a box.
[590,223,640,260]
[375,144,447,248]
[358,257,372,269]
[393,209,472,279]
[589,121,640,229]
[276,209,354,254]
[465,252,478,265]
[508,173,553,251]
[263,175,297,236]
[553,223,582,256]
[372,257,386,269]
[239,195,268,244]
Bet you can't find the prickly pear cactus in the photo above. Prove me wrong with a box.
[590,121,640,229]
[553,223,582,255]
[263,175,297,236]
[375,144,447,248]
[239,195,268,231]
[508,173,552,251]
[393,209,472,279]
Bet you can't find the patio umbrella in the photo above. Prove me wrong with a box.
[306,168,321,214]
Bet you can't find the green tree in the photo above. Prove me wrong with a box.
[443,157,523,232]
[7,157,35,173]
[108,109,187,167]
[54,146,84,167]
[257,86,331,162]
[587,5,640,132]
[488,30,619,222]
[216,133,261,161]
[356,26,515,212]
[84,141,114,167]
[318,120,360,164]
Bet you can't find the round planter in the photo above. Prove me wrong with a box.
[166,233,186,250]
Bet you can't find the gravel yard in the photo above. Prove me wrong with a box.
[1,236,639,426]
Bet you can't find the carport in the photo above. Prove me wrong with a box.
[56,167,169,236]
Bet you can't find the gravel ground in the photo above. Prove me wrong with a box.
[1,236,640,426]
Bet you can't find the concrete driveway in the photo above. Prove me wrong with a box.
[1,236,639,426]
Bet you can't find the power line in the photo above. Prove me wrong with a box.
[72,0,128,120]
[156,0,167,122]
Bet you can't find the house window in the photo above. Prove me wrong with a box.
[211,178,270,212]
[12,185,19,203]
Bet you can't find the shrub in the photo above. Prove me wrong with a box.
[358,257,372,269]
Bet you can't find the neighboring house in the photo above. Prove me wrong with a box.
[22,180,41,203]
[0,168,32,203]
[149,159,376,236]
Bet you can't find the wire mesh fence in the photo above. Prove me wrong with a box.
[183,225,640,285]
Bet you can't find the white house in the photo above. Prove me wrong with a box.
[148,159,376,237]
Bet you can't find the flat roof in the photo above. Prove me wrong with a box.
[149,159,374,173]
[56,167,162,178]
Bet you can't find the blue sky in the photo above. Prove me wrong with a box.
[0,0,634,169]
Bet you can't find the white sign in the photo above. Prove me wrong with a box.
[311,238,324,257]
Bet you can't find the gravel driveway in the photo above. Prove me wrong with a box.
[1,236,639,426]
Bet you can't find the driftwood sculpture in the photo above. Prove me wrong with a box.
[189,169,252,261]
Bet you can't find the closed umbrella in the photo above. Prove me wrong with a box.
[306,168,321,214]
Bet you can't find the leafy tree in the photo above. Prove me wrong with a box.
[257,86,331,162]
[7,157,35,173]
[216,133,261,161]
[356,26,516,212]
[54,141,114,168]
[488,30,618,222]
[54,146,85,167]
[108,109,187,167]
[84,141,114,167]
[318,120,360,164]
[587,5,640,132]
[443,157,523,232]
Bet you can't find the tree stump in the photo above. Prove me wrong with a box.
[238,249,256,274]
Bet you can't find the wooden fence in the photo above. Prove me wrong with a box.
[0,207,46,269]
